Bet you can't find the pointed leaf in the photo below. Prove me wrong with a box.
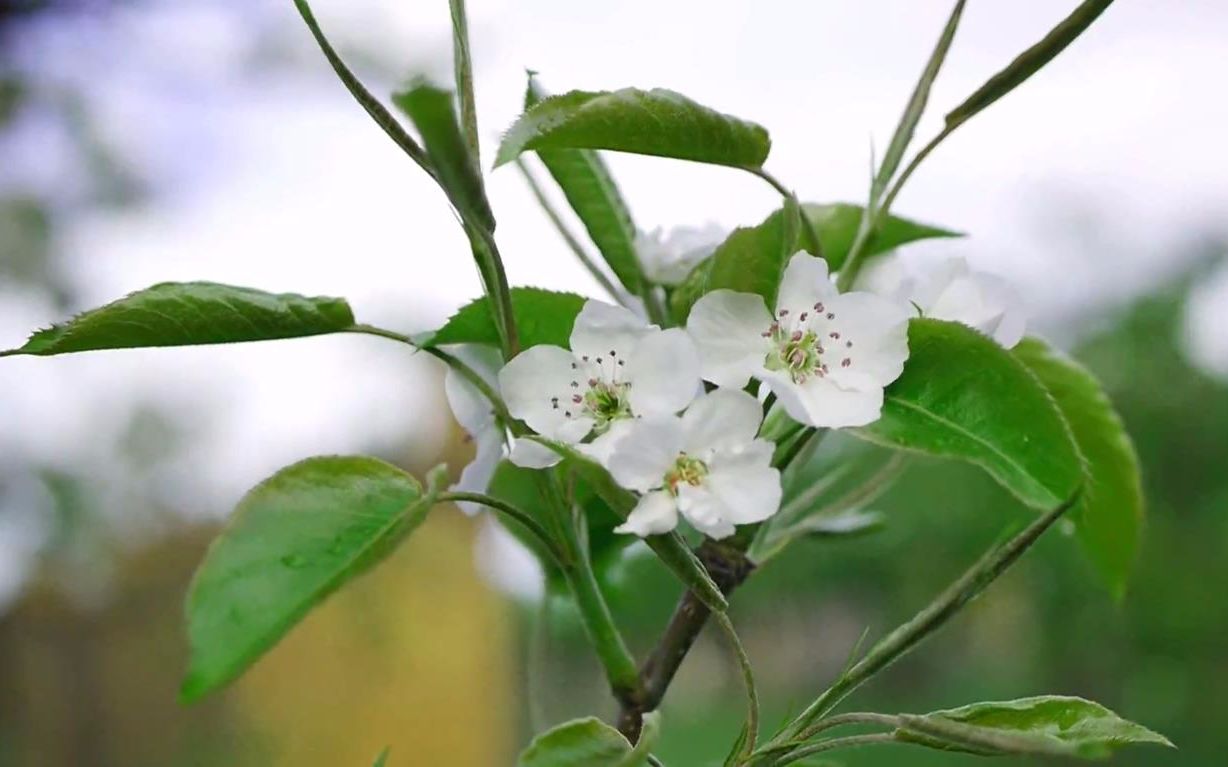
[792,203,960,271]
[1014,337,1142,596]
[180,457,442,702]
[856,319,1082,509]
[393,81,494,232]
[518,713,660,767]
[1,282,355,357]
[427,287,586,350]
[524,77,646,295]
[898,695,1173,759]
[496,88,770,169]
[372,748,390,767]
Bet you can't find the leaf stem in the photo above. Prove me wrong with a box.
[715,611,760,758]
[746,167,825,263]
[772,734,896,766]
[436,491,561,563]
[513,158,624,301]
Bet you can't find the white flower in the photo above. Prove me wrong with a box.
[856,254,1025,348]
[498,300,701,467]
[443,345,506,515]
[609,389,781,540]
[686,253,910,429]
[636,223,727,286]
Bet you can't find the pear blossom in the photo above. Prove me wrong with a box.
[498,300,701,467]
[443,345,506,515]
[636,223,727,286]
[609,389,781,539]
[856,254,1025,348]
[686,253,910,429]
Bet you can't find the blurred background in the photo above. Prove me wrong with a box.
[1,0,1226,765]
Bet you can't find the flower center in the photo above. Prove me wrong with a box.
[763,323,828,383]
[582,379,631,428]
[665,453,708,495]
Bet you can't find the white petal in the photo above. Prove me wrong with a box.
[569,300,653,362]
[498,345,594,442]
[508,438,561,469]
[686,290,772,388]
[680,388,763,455]
[607,418,684,492]
[624,328,701,417]
[675,484,737,540]
[453,430,505,515]
[578,419,637,468]
[815,291,911,389]
[614,490,679,537]
[776,252,839,316]
[443,345,501,435]
[852,252,915,302]
[705,441,782,524]
[637,224,726,286]
[765,371,886,428]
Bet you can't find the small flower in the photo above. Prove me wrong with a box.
[686,253,910,428]
[609,389,781,539]
[443,345,505,515]
[856,254,1025,348]
[498,300,701,466]
[636,223,727,286]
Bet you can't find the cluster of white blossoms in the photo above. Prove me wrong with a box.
[445,242,1026,540]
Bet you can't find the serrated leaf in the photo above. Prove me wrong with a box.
[669,202,799,323]
[393,81,494,232]
[1014,337,1142,597]
[1,282,355,357]
[180,457,442,702]
[898,695,1173,759]
[518,713,660,767]
[525,77,645,295]
[856,319,1082,509]
[496,87,770,169]
[428,288,586,350]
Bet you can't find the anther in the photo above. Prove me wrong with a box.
[841,358,852,368]
[826,312,835,320]
[830,332,840,340]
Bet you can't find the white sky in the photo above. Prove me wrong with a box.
[2,0,1227,602]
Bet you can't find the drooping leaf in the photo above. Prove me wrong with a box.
[944,0,1115,134]
[524,77,646,295]
[427,287,586,350]
[496,88,771,170]
[1,282,355,357]
[393,81,494,232]
[856,319,1082,509]
[1014,337,1142,596]
[518,713,660,767]
[529,437,727,612]
[669,201,799,322]
[897,695,1172,759]
[180,457,443,702]
[791,203,960,272]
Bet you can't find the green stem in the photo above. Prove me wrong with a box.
[772,734,895,766]
[747,167,824,262]
[435,491,559,562]
[715,612,760,759]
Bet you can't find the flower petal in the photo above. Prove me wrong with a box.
[614,490,680,537]
[675,484,737,539]
[569,299,653,362]
[764,371,886,428]
[776,252,839,316]
[680,388,763,455]
[508,438,562,469]
[579,419,637,468]
[814,291,911,389]
[443,345,501,435]
[607,418,684,492]
[625,328,701,417]
[453,430,505,515]
[705,441,782,524]
[686,290,772,388]
[498,345,594,442]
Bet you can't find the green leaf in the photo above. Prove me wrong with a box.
[524,77,646,295]
[792,203,960,272]
[496,88,771,170]
[393,81,494,232]
[1014,337,1142,597]
[944,0,1114,133]
[529,437,728,612]
[898,695,1173,759]
[1,282,355,357]
[372,747,390,767]
[180,457,443,702]
[428,287,586,350]
[518,713,660,767]
[669,202,799,323]
[856,319,1082,509]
